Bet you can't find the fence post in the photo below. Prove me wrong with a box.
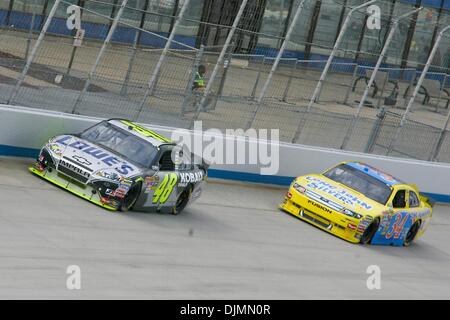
[364,106,387,153]
[344,64,359,105]
[121,28,141,96]
[207,48,233,112]
[216,47,233,100]
[251,56,265,99]
[434,73,446,112]
[341,8,421,150]
[134,0,192,120]
[403,70,416,109]
[387,24,450,155]
[282,59,298,102]
[291,0,377,143]
[189,0,250,129]
[71,0,129,114]
[7,0,61,105]
[429,107,450,161]
[308,0,377,109]
[245,0,306,130]
[25,6,37,60]
[120,0,149,94]
[181,45,205,115]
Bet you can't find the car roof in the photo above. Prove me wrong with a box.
[107,119,174,147]
[343,161,404,186]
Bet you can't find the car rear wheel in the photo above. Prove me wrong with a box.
[172,186,192,215]
[120,182,141,212]
[404,220,421,247]
[360,218,380,245]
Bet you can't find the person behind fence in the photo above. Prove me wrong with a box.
[193,64,206,91]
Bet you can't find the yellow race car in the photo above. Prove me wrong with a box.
[280,161,433,246]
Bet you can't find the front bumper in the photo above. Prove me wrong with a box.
[279,188,363,244]
[29,165,118,211]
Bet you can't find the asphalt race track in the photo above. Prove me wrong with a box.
[1,157,450,299]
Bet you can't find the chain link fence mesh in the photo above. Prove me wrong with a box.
[0,0,449,164]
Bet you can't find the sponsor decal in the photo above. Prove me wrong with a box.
[119,177,133,186]
[307,199,333,214]
[379,215,391,235]
[347,223,357,230]
[114,186,130,199]
[72,155,92,166]
[56,136,135,175]
[352,162,398,180]
[144,175,160,192]
[58,159,90,180]
[48,143,63,156]
[357,216,373,233]
[305,176,373,210]
[120,120,172,143]
[178,171,204,187]
[105,188,116,196]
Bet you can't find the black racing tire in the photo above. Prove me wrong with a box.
[119,182,142,212]
[360,218,380,245]
[404,220,421,247]
[172,185,192,215]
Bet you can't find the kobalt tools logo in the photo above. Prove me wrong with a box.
[179,171,204,187]
[59,159,90,179]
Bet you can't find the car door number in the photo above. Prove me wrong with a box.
[152,173,178,204]
[386,212,409,239]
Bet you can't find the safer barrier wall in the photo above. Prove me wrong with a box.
[1,104,449,203]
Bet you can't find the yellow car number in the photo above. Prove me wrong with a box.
[152,173,178,204]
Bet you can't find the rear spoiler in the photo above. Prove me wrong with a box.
[420,194,436,208]
[191,152,210,173]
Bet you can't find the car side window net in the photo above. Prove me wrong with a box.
[159,151,175,171]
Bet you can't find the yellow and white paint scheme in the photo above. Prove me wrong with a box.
[280,161,433,246]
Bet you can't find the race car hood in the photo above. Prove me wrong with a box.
[47,135,141,179]
[296,174,386,214]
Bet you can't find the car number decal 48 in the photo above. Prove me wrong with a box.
[152,173,178,204]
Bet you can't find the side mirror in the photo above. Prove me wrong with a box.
[151,164,160,171]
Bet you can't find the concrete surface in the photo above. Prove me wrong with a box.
[0,157,450,299]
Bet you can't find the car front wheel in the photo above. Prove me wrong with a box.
[360,218,380,245]
[119,182,142,212]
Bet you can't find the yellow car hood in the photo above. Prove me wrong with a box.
[296,174,386,215]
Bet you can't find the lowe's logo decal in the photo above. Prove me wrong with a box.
[56,136,134,175]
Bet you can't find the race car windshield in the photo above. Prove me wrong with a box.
[80,121,158,168]
[323,164,392,205]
